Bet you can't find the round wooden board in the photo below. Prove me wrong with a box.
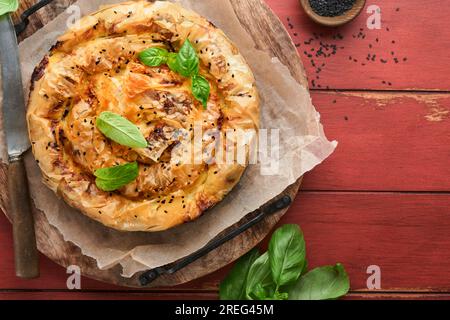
[1,0,307,288]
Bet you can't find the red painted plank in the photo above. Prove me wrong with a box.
[0,291,217,300]
[3,192,450,292]
[265,0,450,91]
[1,291,449,300]
[303,92,450,191]
[344,293,450,300]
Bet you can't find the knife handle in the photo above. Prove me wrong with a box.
[8,157,39,279]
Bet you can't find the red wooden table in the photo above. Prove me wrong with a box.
[1,0,450,300]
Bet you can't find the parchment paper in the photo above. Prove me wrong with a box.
[11,0,337,277]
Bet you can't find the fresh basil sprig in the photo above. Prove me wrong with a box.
[0,0,19,16]
[219,249,259,300]
[139,40,210,109]
[287,263,350,300]
[245,252,275,300]
[96,111,148,148]
[219,224,350,300]
[94,161,139,192]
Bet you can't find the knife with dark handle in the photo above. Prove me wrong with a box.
[0,14,39,279]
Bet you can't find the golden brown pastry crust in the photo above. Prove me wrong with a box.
[27,1,259,232]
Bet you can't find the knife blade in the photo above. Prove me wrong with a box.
[0,15,30,157]
[0,14,39,279]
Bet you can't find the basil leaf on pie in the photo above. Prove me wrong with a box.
[96,112,148,148]
[191,74,210,108]
[175,39,199,77]
[139,47,169,67]
[94,162,139,192]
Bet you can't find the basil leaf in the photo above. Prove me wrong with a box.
[0,0,19,16]
[288,263,350,300]
[96,112,148,148]
[175,39,199,77]
[94,162,139,192]
[139,47,168,67]
[191,74,210,109]
[219,249,260,300]
[269,224,306,287]
[272,291,289,300]
[245,252,275,300]
[301,259,309,275]
[167,52,180,73]
[252,283,269,300]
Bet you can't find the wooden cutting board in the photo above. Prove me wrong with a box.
[1,0,307,288]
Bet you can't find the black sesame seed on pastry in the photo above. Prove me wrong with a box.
[27,1,259,232]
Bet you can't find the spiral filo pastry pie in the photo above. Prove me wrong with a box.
[26,1,259,232]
